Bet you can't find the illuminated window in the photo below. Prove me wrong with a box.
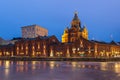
[67,47,70,57]
[0,51,2,56]
[38,43,40,49]
[3,51,5,55]
[11,51,13,56]
[16,46,19,55]
[20,52,24,55]
[72,47,76,53]
[36,52,41,55]
[50,48,54,57]
[32,46,35,50]
[17,47,19,50]
[26,46,28,50]
[25,44,28,55]
[79,51,85,57]
[80,41,83,47]
[44,45,46,49]
[56,52,62,57]
[88,46,91,54]
[21,45,23,50]
[6,52,10,55]
[32,51,35,56]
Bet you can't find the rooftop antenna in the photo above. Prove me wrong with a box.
[74,10,78,14]
[110,34,114,41]
[92,37,95,40]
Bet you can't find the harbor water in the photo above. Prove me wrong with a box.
[0,61,120,80]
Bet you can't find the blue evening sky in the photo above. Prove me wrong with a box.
[0,0,120,42]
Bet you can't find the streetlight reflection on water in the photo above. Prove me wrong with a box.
[100,62,120,73]
[16,61,28,72]
[4,61,10,77]
[31,61,37,70]
[50,61,55,69]
[0,61,120,80]
[1,61,120,72]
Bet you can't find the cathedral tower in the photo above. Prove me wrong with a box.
[62,12,88,43]
[71,12,81,29]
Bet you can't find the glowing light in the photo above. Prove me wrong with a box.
[72,62,77,68]
[72,47,76,54]
[80,41,83,47]
[0,51,2,56]
[67,47,70,57]
[17,46,19,55]
[20,52,24,55]
[6,52,10,55]
[43,45,46,56]
[100,63,107,71]
[38,43,40,49]
[26,46,28,50]
[50,61,55,69]
[32,61,36,70]
[32,51,35,56]
[4,61,10,77]
[50,48,54,57]
[32,46,35,50]
[114,63,120,73]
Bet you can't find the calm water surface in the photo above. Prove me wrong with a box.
[0,61,120,80]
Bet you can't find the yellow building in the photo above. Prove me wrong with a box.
[62,12,88,43]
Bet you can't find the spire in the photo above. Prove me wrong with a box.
[71,11,81,28]
[73,11,79,21]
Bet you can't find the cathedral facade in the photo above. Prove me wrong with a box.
[0,12,120,58]
[62,12,88,43]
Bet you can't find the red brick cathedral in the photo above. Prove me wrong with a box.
[0,12,120,58]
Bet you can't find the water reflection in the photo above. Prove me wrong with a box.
[114,63,120,73]
[4,61,10,68]
[50,61,55,69]
[71,62,77,68]
[0,61,3,67]
[32,61,37,70]
[70,62,99,70]
[0,61,120,80]
[100,62,120,73]
[49,61,61,70]
[4,61,10,77]
[43,61,46,69]
[16,61,28,72]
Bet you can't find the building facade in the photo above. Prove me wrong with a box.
[0,12,120,58]
[14,36,59,57]
[22,24,48,38]
[0,44,14,57]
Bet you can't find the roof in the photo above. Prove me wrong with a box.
[110,41,120,45]
[21,24,47,30]
[91,40,108,44]
[73,12,80,21]
[16,35,58,42]
[91,40,120,46]
[0,43,14,48]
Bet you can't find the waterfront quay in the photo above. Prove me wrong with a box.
[0,56,120,62]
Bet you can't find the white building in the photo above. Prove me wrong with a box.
[22,24,48,38]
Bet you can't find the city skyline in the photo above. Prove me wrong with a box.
[0,0,120,42]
